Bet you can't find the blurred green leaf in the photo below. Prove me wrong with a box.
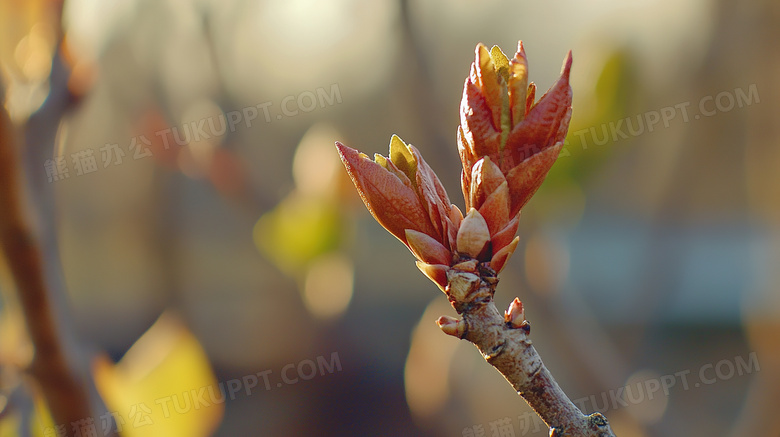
[550,47,640,185]
[253,193,343,275]
[528,47,640,226]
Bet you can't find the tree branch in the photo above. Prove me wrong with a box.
[438,261,616,437]
[0,103,93,437]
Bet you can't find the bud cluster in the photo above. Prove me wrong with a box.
[336,41,573,301]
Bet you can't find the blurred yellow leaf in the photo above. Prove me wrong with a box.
[29,388,54,437]
[0,412,20,437]
[93,313,223,437]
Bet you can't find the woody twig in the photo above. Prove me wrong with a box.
[336,41,616,436]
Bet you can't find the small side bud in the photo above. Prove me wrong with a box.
[504,297,525,328]
[436,316,465,338]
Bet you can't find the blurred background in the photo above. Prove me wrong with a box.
[0,0,778,436]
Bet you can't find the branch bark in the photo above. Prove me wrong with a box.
[438,261,616,437]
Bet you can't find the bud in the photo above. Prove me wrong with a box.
[336,41,573,299]
[504,297,526,328]
[459,42,572,218]
[336,136,456,271]
[456,209,491,259]
[436,316,465,338]
[336,140,436,245]
[457,41,573,271]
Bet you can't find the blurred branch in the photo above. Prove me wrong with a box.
[1,11,117,428]
[0,102,93,437]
